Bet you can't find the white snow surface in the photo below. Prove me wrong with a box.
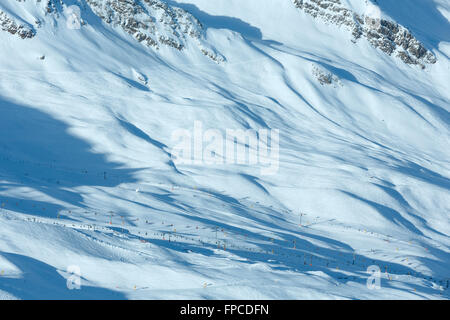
[0,0,449,299]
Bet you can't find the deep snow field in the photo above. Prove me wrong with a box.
[0,0,449,299]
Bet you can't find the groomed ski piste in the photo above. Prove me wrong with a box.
[0,0,449,299]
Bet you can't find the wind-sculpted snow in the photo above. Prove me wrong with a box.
[0,0,448,300]
[292,0,437,68]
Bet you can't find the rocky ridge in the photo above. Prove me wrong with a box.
[1,0,225,63]
[0,7,35,39]
[293,0,437,68]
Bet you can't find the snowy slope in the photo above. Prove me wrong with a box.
[0,0,449,299]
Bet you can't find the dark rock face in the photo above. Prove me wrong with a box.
[1,0,225,63]
[85,0,224,62]
[44,0,60,14]
[0,7,35,39]
[293,0,436,68]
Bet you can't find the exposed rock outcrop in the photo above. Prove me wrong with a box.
[1,0,225,63]
[312,65,341,87]
[0,10,35,39]
[293,0,436,68]
[85,0,225,62]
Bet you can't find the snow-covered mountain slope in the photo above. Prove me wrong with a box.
[0,0,449,299]
[293,0,437,68]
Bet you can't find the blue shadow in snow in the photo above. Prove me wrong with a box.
[0,252,126,300]
[317,62,359,83]
[115,117,184,175]
[0,97,138,218]
[340,190,424,236]
[166,0,280,44]
[166,1,261,39]
[112,73,150,92]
